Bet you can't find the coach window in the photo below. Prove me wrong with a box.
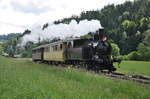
[68,42,73,48]
[47,47,49,52]
[60,44,63,50]
[52,45,57,51]
[38,49,41,53]
[55,45,57,50]
[52,46,54,51]
[45,47,49,52]
[57,45,60,51]
[63,42,67,49]
[49,46,52,52]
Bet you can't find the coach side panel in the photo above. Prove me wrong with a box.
[43,44,66,62]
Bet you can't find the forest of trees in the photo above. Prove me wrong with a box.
[1,0,150,61]
[54,0,150,61]
[0,33,19,41]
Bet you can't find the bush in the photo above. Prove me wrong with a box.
[21,52,28,57]
[137,43,150,61]
[111,43,120,56]
[119,55,131,60]
[127,51,141,60]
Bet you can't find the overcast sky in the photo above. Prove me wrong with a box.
[0,0,133,35]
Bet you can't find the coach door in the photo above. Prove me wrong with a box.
[41,48,44,60]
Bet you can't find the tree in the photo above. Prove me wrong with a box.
[143,29,150,46]
[122,11,130,20]
[42,23,49,30]
[121,20,137,36]
[139,17,150,32]
[0,45,3,54]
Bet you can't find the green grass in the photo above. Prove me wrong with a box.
[0,56,150,99]
[115,61,150,76]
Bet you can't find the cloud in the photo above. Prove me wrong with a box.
[10,1,50,14]
[0,0,134,35]
[0,22,25,34]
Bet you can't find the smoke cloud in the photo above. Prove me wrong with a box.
[22,19,102,44]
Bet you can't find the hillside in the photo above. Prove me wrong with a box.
[0,33,19,41]
[0,56,150,99]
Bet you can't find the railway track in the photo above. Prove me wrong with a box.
[100,71,150,85]
[73,64,150,85]
[38,62,150,85]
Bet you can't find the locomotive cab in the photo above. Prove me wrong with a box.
[65,38,90,61]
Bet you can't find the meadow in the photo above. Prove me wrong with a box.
[0,56,150,99]
[115,61,150,76]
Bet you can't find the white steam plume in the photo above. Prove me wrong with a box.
[22,19,103,44]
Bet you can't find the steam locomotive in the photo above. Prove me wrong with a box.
[32,28,120,72]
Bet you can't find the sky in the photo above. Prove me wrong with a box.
[0,0,134,35]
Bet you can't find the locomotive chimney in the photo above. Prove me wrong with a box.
[93,28,104,41]
[99,28,104,39]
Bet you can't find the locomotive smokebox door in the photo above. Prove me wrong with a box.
[94,28,104,41]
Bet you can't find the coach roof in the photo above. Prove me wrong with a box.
[32,37,80,50]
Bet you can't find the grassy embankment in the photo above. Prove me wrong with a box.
[0,56,150,99]
[115,61,150,76]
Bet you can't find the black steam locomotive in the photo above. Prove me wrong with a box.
[32,28,120,72]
